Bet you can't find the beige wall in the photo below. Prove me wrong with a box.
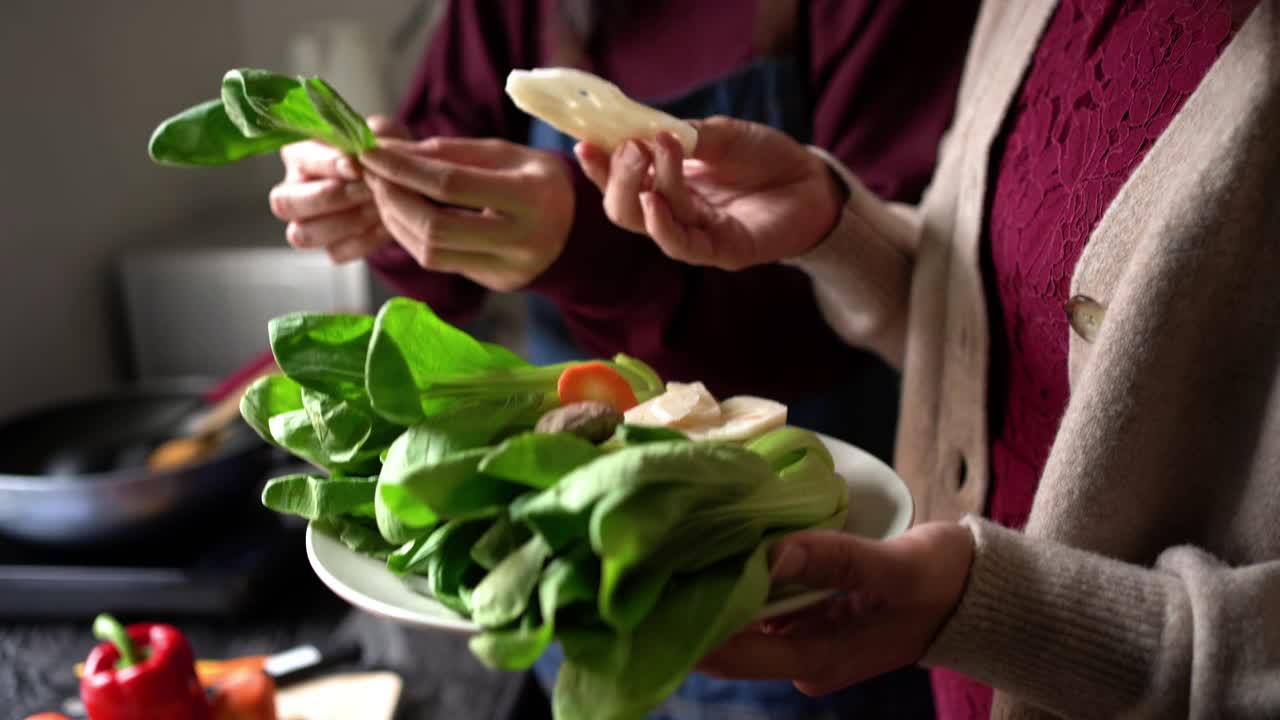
[0,0,436,417]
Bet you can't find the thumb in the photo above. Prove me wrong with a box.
[687,115,752,164]
[368,115,412,140]
[688,115,784,166]
[768,530,899,593]
[404,137,524,169]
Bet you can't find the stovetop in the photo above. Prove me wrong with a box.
[0,480,308,619]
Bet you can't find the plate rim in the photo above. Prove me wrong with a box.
[305,524,477,634]
[305,431,912,633]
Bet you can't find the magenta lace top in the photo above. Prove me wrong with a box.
[933,0,1241,716]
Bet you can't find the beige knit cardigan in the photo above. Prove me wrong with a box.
[787,1,1280,717]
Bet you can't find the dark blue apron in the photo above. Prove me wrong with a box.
[525,54,929,720]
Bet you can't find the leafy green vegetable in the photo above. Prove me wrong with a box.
[148,99,305,166]
[243,296,853,720]
[375,482,429,545]
[373,402,523,542]
[241,368,393,475]
[420,519,491,615]
[469,545,598,670]
[149,68,376,166]
[366,297,531,424]
[469,534,553,628]
[374,402,536,530]
[609,354,664,402]
[586,446,775,629]
[553,542,773,720]
[509,442,767,555]
[610,425,689,446]
[261,474,376,521]
[269,312,376,405]
[379,445,522,524]
[312,516,397,559]
[267,409,382,475]
[239,374,305,445]
[387,532,436,576]
[479,432,603,489]
[471,513,533,571]
[748,425,835,473]
[366,298,661,426]
[300,388,399,467]
[303,76,377,151]
[594,428,846,630]
[222,69,332,140]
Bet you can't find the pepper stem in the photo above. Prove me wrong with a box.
[92,614,139,669]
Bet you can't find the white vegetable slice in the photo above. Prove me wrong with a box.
[505,68,698,155]
[624,381,721,428]
[683,396,788,442]
[621,397,666,427]
[654,382,722,427]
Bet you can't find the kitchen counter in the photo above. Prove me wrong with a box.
[0,557,549,719]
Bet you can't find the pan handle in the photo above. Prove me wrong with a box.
[203,350,280,405]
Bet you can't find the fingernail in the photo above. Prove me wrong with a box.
[619,142,644,168]
[346,182,372,201]
[770,545,805,580]
[337,157,359,179]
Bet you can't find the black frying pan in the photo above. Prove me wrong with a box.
[0,379,271,548]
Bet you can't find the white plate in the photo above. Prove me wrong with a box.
[306,432,912,633]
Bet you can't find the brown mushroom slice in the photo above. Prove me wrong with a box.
[535,401,624,444]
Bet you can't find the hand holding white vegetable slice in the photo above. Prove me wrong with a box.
[505,68,698,155]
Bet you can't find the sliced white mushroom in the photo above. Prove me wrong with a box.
[682,396,788,442]
[655,382,722,427]
[624,381,721,428]
[621,397,665,427]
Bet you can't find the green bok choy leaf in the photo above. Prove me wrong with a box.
[149,68,376,166]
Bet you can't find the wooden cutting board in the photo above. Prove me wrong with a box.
[275,671,402,720]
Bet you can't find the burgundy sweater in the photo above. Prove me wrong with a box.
[366,0,976,401]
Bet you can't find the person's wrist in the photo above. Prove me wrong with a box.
[924,522,976,652]
[522,160,575,285]
[547,160,575,261]
[796,151,848,258]
[529,222,571,283]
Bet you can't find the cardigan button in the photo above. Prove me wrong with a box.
[1064,295,1105,342]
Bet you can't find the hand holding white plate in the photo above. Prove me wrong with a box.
[306,432,911,633]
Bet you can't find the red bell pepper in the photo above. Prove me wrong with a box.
[80,614,211,720]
